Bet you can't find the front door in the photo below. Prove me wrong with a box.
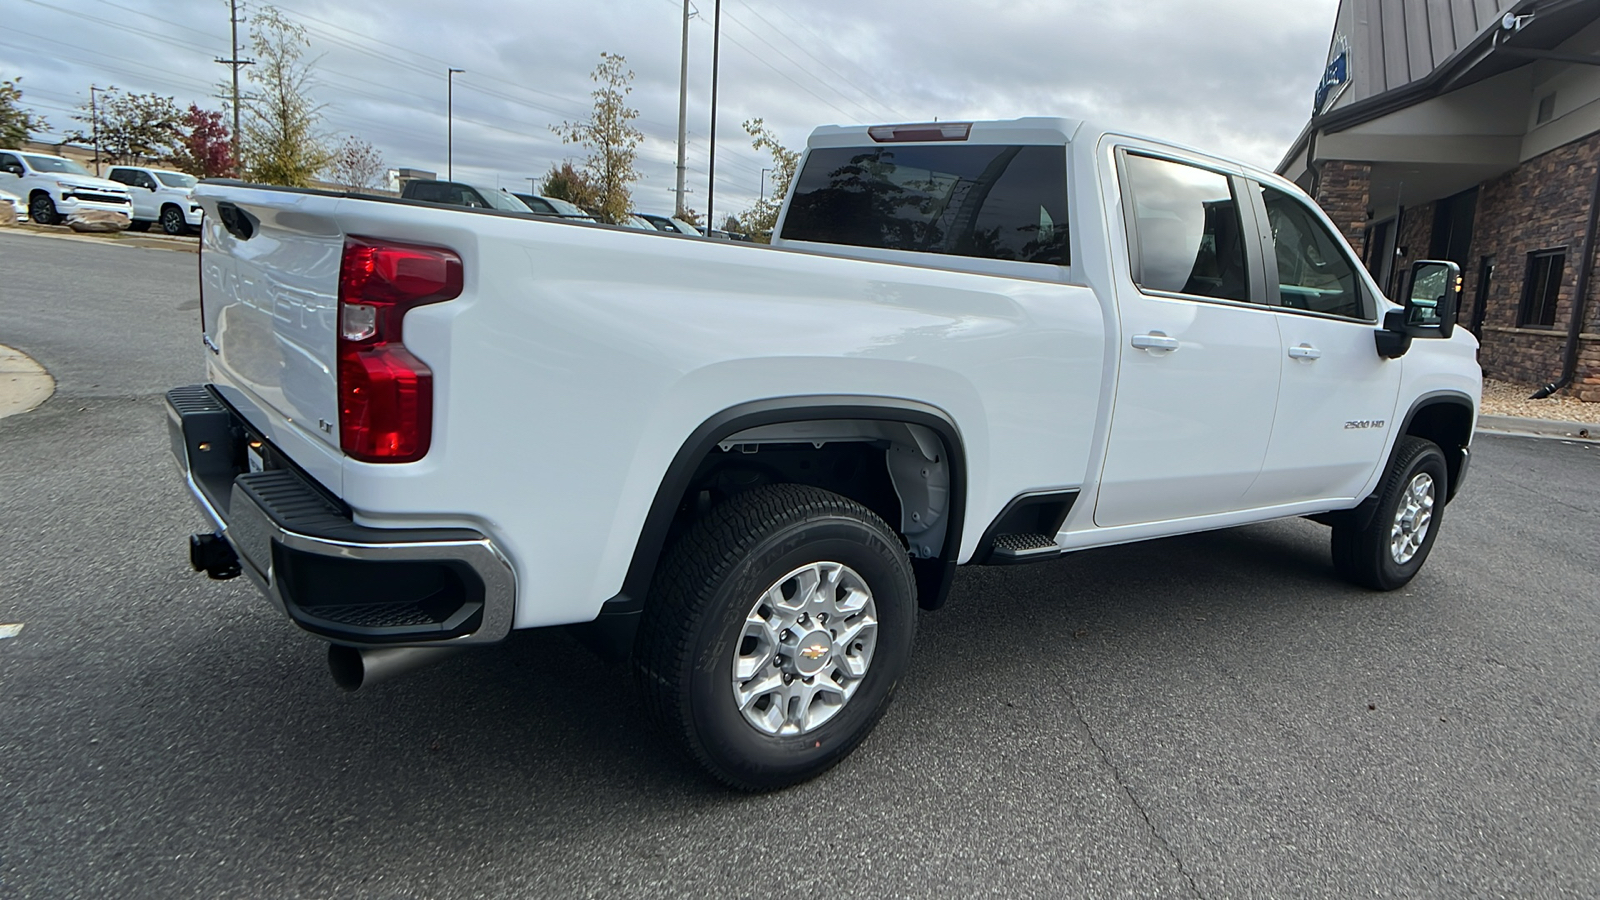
[1094,150,1282,528]
[1243,183,1402,506]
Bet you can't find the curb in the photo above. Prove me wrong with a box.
[0,344,54,420]
[0,224,198,253]
[1477,414,1599,442]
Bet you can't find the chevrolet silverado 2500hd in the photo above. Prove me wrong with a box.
[167,118,1480,790]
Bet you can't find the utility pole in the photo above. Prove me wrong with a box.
[675,0,692,218]
[214,0,253,177]
[447,68,464,180]
[528,176,538,192]
[707,0,721,233]
[89,85,100,176]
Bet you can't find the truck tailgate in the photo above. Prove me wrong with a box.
[197,187,344,471]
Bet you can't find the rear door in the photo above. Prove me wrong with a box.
[1241,182,1402,505]
[1093,148,1282,528]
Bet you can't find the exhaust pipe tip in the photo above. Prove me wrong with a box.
[328,644,460,692]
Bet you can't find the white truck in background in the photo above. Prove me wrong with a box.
[168,117,1480,790]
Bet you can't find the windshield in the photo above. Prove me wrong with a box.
[154,171,198,189]
[484,190,530,212]
[22,154,92,177]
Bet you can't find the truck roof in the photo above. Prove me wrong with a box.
[806,117,1085,149]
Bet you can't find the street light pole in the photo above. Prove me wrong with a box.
[760,167,771,204]
[89,85,101,176]
[707,0,721,233]
[447,67,464,180]
[675,0,692,218]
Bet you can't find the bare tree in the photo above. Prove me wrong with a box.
[552,53,642,224]
[327,135,385,191]
[242,6,332,186]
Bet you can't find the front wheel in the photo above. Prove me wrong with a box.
[29,193,59,226]
[634,484,917,791]
[1332,436,1449,590]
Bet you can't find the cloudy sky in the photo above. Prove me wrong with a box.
[3,0,1338,218]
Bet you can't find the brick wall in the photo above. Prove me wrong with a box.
[1391,200,1438,298]
[1468,132,1600,395]
[1314,160,1372,257]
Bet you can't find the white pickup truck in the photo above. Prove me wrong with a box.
[168,117,1480,790]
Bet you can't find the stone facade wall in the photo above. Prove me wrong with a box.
[1468,132,1600,397]
[1314,161,1371,256]
[1392,201,1438,298]
[1308,132,1600,401]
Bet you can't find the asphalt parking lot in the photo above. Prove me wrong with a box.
[1,229,1597,899]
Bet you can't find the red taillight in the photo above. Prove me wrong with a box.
[337,237,463,463]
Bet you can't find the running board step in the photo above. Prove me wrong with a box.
[988,533,1063,564]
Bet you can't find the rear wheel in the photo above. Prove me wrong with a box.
[159,204,187,235]
[634,484,916,791]
[1332,436,1448,590]
[29,193,59,226]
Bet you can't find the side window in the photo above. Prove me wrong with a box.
[1260,186,1365,319]
[0,153,22,172]
[139,173,158,190]
[107,169,132,184]
[1122,154,1250,302]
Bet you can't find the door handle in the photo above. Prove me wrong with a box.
[1130,333,1179,352]
[1288,343,1322,360]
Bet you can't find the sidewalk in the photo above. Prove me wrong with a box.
[0,344,54,419]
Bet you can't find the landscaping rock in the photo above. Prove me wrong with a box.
[67,209,130,233]
[0,203,16,227]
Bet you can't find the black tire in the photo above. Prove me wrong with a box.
[29,193,59,226]
[159,205,187,235]
[1332,436,1448,590]
[634,484,917,791]
[128,220,151,232]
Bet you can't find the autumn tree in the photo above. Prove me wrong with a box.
[1,76,47,147]
[68,87,183,165]
[242,6,333,186]
[327,135,385,191]
[169,104,234,178]
[538,159,600,211]
[738,118,799,243]
[552,53,642,224]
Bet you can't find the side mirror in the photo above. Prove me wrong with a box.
[1,164,22,176]
[1376,259,1460,358]
[1403,259,1460,339]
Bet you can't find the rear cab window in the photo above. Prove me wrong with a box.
[780,143,1069,266]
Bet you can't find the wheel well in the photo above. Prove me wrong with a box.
[571,404,967,662]
[1403,398,1473,500]
[161,202,183,213]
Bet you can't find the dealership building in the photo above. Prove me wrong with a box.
[1280,0,1600,400]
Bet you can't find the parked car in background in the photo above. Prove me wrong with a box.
[399,179,532,212]
[511,193,596,221]
[635,212,702,235]
[0,187,26,224]
[105,165,204,235]
[0,149,132,226]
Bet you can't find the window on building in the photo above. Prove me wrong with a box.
[1261,185,1366,319]
[1519,250,1565,329]
[1536,93,1556,125]
[1121,154,1250,302]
